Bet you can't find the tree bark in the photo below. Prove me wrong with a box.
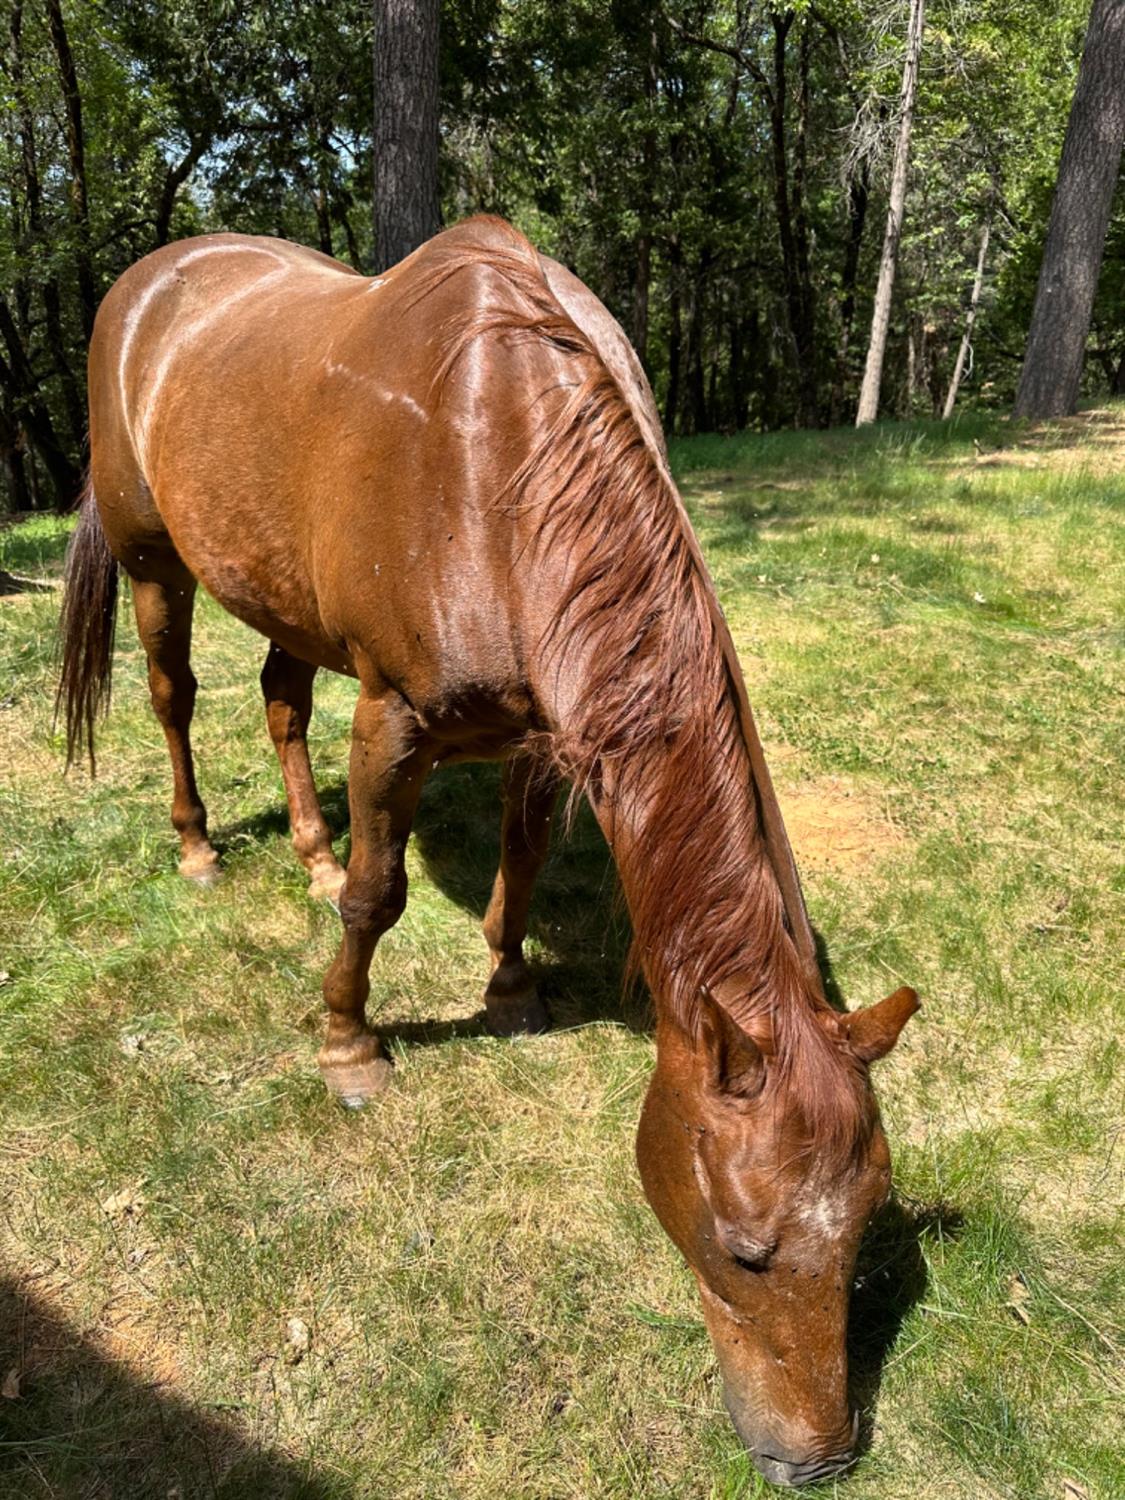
[1013,0,1125,419]
[856,0,925,426]
[45,0,96,342]
[372,0,441,274]
[942,218,991,419]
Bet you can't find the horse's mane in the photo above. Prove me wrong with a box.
[407,217,869,1157]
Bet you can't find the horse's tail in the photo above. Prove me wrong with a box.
[56,477,119,773]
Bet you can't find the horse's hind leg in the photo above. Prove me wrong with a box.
[318,689,432,1103]
[130,562,221,884]
[481,753,558,1036]
[260,643,345,903]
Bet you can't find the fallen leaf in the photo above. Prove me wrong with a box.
[1,1367,20,1399]
[1007,1273,1031,1326]
[1062,1481,1089,1500]
[284,1316,310,1365]
[101,1183,146,1219]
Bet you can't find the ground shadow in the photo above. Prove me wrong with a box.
[218,759,850,1040]
[410,760,647,1032]
[213,778,351,854]
[846,1197,964,1462]
[0,1277,344,1500]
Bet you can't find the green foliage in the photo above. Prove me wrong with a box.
[0,0,1120,515]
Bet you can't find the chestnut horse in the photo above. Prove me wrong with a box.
[57,216,918,1486]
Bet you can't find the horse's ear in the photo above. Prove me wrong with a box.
[699,986,765,1100]
[842,986,920,1062]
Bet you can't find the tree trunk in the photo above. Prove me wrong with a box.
[664,237,683,433]
[45,0,96,342]
[632,230,651,368]
[766,12,817,428]
[856,0,925,426]
[0,401,32,513]
[372,0,441,274]
[943,219,991,419]
[632,19,658,370]
[831,162,869,423]
[904,323,916,417]
[686,256,709,434]
[0,297,81,506]
[1013,0,1125,419]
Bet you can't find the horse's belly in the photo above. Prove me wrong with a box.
[191,546,356,677]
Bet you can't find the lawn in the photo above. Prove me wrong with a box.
[1,408,1122,1499]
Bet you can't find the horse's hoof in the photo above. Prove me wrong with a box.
[179,850,223,885]
[484,960,550,1037]
[308,864,346,905]
[484,989,550,1037]
[318,1034,393,1101]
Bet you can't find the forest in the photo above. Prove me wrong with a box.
[0,0,1123,513]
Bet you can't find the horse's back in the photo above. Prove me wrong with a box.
[86,219,665,707]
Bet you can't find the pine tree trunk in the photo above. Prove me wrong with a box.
[372,0,441,274]
[1013,0,1125,419]
[855,0,925,426]
[943,219,991,419]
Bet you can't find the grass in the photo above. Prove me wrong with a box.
[1,405,1123,1499]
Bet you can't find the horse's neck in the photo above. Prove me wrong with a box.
[581,693,799,1027]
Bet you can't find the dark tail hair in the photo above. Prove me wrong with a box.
[56,477,119,772]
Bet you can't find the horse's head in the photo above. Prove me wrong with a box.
[637,983,919,1487]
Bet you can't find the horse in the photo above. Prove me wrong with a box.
[57,215,919,1487]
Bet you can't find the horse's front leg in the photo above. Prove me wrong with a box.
[318,689,432,1103]
[481,752,559,1035]
[260,643,346,902]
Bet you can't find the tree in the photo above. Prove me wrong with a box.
[855,0,925,425]
[1013,0,1125,419]
[372,0,440,273]
[942,213,990,418]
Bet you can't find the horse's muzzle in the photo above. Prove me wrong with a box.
[729,1397,859,1488]
[751,1447,856,1488]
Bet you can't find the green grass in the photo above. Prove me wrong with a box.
[1,407,1123,1499]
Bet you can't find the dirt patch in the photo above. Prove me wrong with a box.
[772,764,903,875]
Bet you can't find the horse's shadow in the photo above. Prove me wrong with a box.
[847,1197,964,1461]
[219,760,643,1034]
[408,761,647,1033]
